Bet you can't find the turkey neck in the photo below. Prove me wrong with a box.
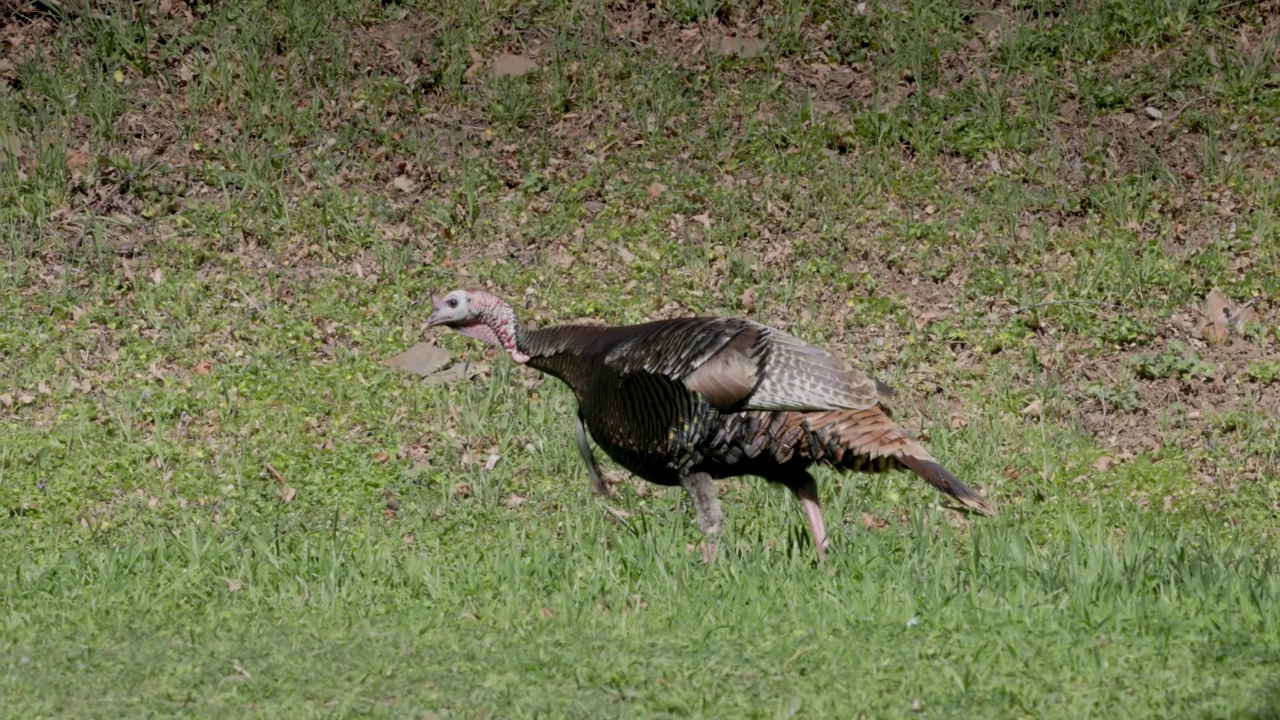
[517,323,618,399]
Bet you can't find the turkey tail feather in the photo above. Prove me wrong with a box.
[897,453,994,515]
[806,406,995,515]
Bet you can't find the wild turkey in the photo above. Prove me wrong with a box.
[426,289,993,559]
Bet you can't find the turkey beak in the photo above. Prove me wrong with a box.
[425,296,447,328]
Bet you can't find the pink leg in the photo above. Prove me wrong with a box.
[790,477,828,562]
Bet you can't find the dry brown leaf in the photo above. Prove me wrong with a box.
[1092,456,1115,473]
[717,36,767,57]
[504,493,528,508]
[421,361,488,385]
[280,486,297,503]
[646,182,667,199]
[1197,288,1255,345]
[691,213,712,229]
[265,463,286,484]
[493,54,537,78]
[149,267,164,285]
[950,414,969,429]
[1020,399,1043,418]
[391,174,415,193]
[382,343,452,377]
[223,577,244,592]
[453,481,472,497]
[861,511,888,529]
[66,150,92,175]
[373,450,389,464]
[463,48,484,82]
[483,453,500,471]
[193,361,211,375]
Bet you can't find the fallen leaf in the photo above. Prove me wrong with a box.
[1092,456,1115,473]
[373,451,389,464]
[539,607,555,619]
[66,150,92,175]
[463,48,484,82]
[717,36,767,57]
[493,53,537,78]
[1197,288,1255,345]
[150,267,164,285]
[265,464,287,484]
[382,343,452,376]
[193,361,211,375]
[484,453,500,471]
[950,414,969,429]
[1163,495,1174,512]
[280,486,297,503]
[453,481,472,497]
[223,578,244,592]
[504,493,528,508]
[147,497,160,509]
[421,361,488,385]
[646,182,666,199]
[691,213,712,229]
[391,174,415,193]
[1020,399,1043,418]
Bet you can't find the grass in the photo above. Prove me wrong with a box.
[2,0,1280,716]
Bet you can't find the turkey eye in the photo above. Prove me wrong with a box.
[447,298,458,308]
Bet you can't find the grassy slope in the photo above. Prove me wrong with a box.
[2,0,1280,716]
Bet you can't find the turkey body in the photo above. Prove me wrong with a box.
[426,290,993,559]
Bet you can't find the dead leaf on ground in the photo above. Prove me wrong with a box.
[1020,399,1043,418]
[862,511,888,529]
[421,361,488,385]
[717,36,767,57]
[504,493,528,508]
[1093,456,1115,473]
[193,361,211,375]
[1196,288,1255,345]
[265,463,286,484]
[691,213,712,229]
[453,481,472,497]
[382,343,452,377]
[391,174,415,193]
[280,486,297,503]
[223,577,244,592]
[646,182,666,199]
[463,48,484,82]
[493,54,537,78]
[483,453,500,471]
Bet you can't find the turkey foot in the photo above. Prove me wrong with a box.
[680,472,723,536]
[686,540,718,563]
[788,473,828,562]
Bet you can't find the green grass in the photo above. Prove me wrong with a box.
[3,0,1280,716]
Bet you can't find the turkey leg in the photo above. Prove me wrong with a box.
[680,472,723,536]
[574,413,615,498]
[789,473,829,561]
